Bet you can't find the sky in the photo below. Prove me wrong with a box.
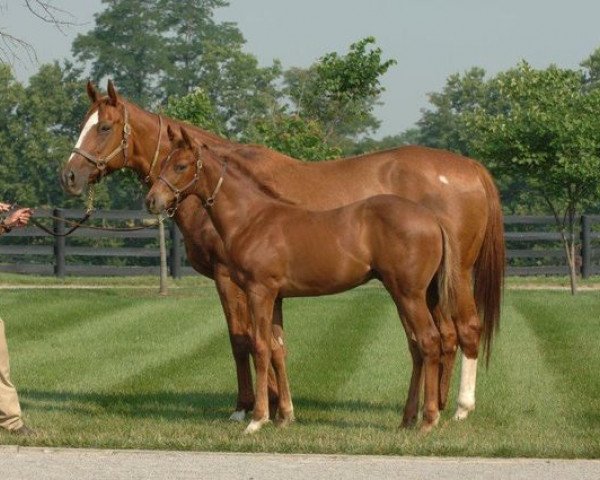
[3,0,600,138]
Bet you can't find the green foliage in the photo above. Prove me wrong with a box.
[244,114,341,161]
[347,128,421,156]
[0,62,92,208]
[162,88,224,135]
[72,0,168,107]
[284,37,396,143]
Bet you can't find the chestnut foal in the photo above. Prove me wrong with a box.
[146,126,456,434]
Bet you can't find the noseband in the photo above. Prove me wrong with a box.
[158,149,227,217]
[71,106,132,176]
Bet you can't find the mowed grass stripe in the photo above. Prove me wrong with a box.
[10,290,226,393]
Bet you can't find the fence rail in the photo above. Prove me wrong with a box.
[1,210,600,277]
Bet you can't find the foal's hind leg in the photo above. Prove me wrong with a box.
[400,336,423,428]
[395,293,442,432]
[433,306,458,411]
[271,299,295,427]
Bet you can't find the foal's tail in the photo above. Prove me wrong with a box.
[436,225,456,320]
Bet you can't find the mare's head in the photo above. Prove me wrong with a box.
[61,80,132,195]
[146,126,214,215]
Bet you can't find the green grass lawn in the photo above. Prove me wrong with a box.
[0,283,598,458]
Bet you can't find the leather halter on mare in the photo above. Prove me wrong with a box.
[158,148,227,217]
[72,106,132,176]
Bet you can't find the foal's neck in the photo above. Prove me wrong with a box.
[191,151,281,246]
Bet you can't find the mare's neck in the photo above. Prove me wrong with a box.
[126,102,231,184]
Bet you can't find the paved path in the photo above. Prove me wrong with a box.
[1,446,599,480]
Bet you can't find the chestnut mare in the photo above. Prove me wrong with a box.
[61,81,504,421]
[147,126,456,433]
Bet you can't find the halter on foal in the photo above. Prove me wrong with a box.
[146,126,456,434]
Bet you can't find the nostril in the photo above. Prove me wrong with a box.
[68,171,76,185]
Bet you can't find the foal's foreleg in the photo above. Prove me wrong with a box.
[401,336,423,428]
[244,286,278,435]
[214,267,255,421]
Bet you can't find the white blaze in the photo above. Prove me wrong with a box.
[68,111,99,163]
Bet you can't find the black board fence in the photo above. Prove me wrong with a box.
[1,210,600,278]
[0,209,188,277]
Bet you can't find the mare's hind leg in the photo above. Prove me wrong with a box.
[452,271,481,420]
[214,266,279,422]
[432,305,458,411]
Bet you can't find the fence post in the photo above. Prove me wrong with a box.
[53,208,66,278]
[581,215,591,279]
[169,221,182,279]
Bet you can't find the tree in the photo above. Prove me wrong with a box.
[72,0,168,107]
[162,87,224,135]
[243,113,341,161]
[466,61,600,294]
[417,67,488,154]
[0,1,74,65]
[283,37,396,146]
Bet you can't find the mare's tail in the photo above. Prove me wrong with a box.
[473,163,505,366]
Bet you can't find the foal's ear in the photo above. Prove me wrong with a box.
[86,80,99,103]
[107,79,119,106]
[167,125,178,143]
[180,126,195,149]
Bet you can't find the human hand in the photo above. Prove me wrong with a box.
[3,208,33,229]
[0,202,11,213]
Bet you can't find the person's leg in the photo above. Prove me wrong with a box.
[0,318,24,432]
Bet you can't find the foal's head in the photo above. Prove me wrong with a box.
[146,126,220,215]
[61,80,132,195]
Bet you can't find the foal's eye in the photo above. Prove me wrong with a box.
[99,123,112,133]
[175,164,187,173]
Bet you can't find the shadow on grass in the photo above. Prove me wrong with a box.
[20,389,403,429]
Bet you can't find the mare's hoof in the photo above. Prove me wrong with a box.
[243,417,270,435]
[453,403,475,421]
[230,410,247,422]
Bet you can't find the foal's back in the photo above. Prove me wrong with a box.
[232,194,444,298]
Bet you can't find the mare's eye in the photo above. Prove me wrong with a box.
[99,123,112,133]
[175,163,187,173]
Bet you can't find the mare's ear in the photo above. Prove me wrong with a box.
[86,80,99,103]
[180,126,195,149]
[107,79,119,106]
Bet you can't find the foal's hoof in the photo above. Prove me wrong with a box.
[229,410,247,422]
[420,412,440,433]
[275,410,295,428]
[243,417,270,435]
